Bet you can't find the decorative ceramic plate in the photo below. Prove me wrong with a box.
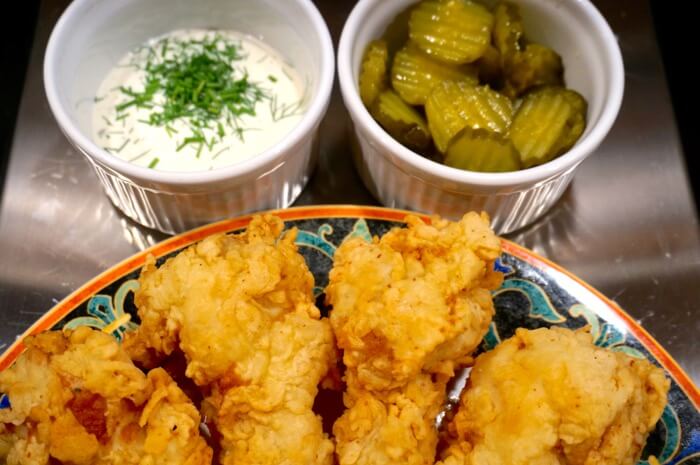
[1,206,698,464]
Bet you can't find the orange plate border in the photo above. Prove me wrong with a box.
[0,205,697,409]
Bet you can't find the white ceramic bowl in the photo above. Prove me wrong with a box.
[338,0,624,234]
[45,0,333,234]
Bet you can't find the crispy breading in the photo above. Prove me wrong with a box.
[327,212,502,465]
[327,212,501,391]
[210,312,337,465]
[334,374,446,465]
[439,327,670,465]
[0,327,212,465]
[123,214,336,465]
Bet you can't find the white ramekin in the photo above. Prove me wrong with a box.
[338,0,624,234]
[45,0,334,234]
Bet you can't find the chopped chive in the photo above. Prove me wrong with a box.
[129,149,151,162]
[267,74,277,83]
[113,138,131,153]
[102,116,112,126]
[212,147,228,159]
[111,32,268,155]
[165,125,178,137]
[148,157,160,168]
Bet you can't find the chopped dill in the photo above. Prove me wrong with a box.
[269,94,305,122]
[103,138,131,153]
[268,74,277,83]
[129,149,151,162]
[212,147,229,159]
[148,157,160,168]
[115,33,268,154]
[114,138,131,153]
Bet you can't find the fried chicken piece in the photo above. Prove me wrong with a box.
[123,215,336,465]
[0,327,212,465]
[439,327,670,465]
[326,212,502,465]
[333,373,446,465]
[209,312,336,465]
[327,212,501,391]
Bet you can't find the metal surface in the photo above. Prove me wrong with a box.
[0,0,698,384]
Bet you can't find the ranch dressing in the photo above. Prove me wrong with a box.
[92,29,307,171]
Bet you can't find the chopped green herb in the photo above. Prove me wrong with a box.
[212,147,229,159]
[268,74,278,83]
[117,33,268,154]
[129,149,151,162]
[148,157,160,168]
[103,138,131,153]
[114,138,131,153]
[270,94,305,122]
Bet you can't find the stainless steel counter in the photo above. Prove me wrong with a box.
[0,0,698,384]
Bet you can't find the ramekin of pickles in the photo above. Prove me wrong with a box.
[338,0,624,232]
[361,0,586,172]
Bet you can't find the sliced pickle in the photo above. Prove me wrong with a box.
[409,0,494,65]
[372,89,432,152]
[552,89,587,155]
[475,45,503,87]
[359,40,389,107]
[493,2,524,61]
[504,43,564,98]
[509,86,586,167]
[391,43,478,105]
[445,128,521,172]
[381,4,416,61]
[425,80,513,153]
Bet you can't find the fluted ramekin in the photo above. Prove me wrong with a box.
[338,0,624,234]
[45,0,333,234]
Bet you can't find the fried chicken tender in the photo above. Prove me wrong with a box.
[327,212,502,465]
[439,327,670,465]
[208,312,336,465]
[123,215,336,465]
[327,212,501,391]
[0,327,212,465]
[333,374,446,465]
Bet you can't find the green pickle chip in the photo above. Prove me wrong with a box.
[372,89,432,152]
[359,40,389,107]
[445,129,521,172]
[359,0,588,172]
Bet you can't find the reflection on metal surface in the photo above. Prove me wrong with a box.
[119,217,163,251]
[0,0,698,384]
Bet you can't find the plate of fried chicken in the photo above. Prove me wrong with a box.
[0,206,697,465]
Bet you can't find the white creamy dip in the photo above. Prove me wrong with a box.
[92,29,307,171]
